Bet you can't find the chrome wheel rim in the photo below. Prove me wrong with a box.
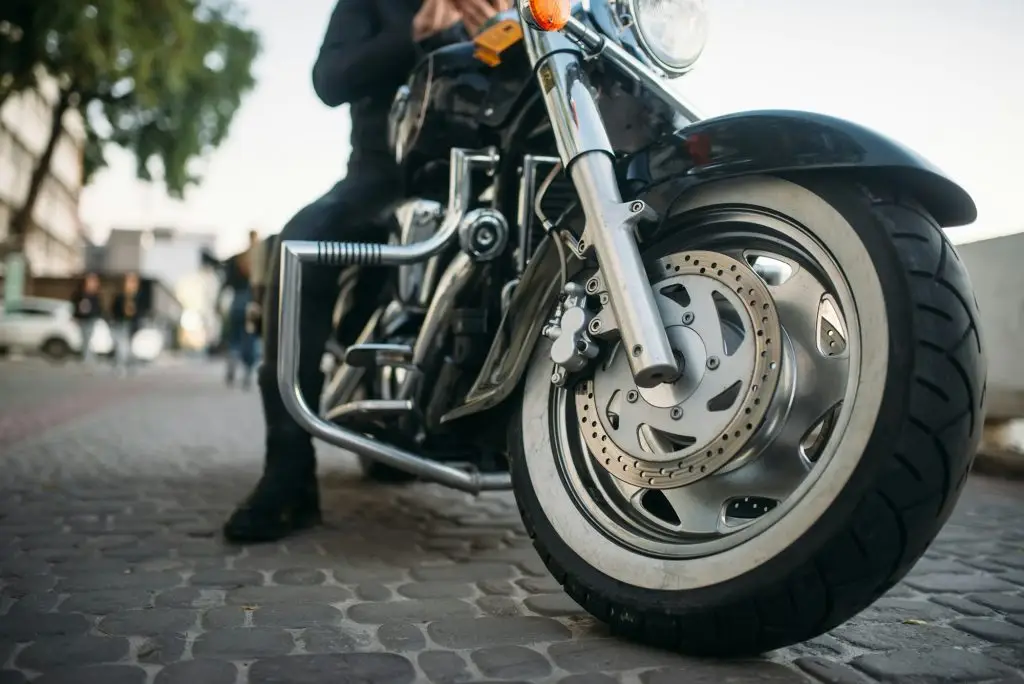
[551,207,860,559]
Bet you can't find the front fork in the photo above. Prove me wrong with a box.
[523,28,677,388]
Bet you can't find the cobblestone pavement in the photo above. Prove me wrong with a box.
[1,358,1023,683]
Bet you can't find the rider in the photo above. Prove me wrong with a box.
[223,0,506,543]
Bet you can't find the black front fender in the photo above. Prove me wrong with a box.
[441,109,977,424]
[633,109,976,227]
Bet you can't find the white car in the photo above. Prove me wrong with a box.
[0,297,114,360]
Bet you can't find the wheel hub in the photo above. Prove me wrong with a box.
[575,250,784,489]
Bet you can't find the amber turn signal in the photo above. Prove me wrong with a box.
[525,0,570,31]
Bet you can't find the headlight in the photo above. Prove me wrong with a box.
[627,0,709,76]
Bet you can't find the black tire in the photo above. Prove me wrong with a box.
[509,175,985,656]
[41,337,73,361]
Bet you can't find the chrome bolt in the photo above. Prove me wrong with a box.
[630,200,645,213]
[670,406,683,420]
[626,390,639,403]
[707,356,720,370]
[586,277,600,294]
[589,319,602,333]
[474,227,495,247]
[682,311,695,325]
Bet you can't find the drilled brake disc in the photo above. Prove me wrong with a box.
[575,250,784,489]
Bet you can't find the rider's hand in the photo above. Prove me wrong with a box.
[448,0,511,36]
[412,0,462,42]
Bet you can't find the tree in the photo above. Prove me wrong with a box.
[0,0,259,256]
[0,4,46,110]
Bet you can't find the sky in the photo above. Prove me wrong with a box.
[78,0,1024,257]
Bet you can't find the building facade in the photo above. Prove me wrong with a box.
[91,227,222,350]
[0,71,87,277]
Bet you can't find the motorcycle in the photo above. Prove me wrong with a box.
[277,0,986,656]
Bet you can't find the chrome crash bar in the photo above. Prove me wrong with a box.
[276,148,510,494]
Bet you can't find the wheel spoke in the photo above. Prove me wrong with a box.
[656,440,809,536]
[718,439,810,500]
[769,264,824,348]
[768,267,850,456]
[658,482,729,536]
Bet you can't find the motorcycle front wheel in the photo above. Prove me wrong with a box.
[509,175,985,656]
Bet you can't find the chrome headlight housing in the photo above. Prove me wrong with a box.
[618,0,709,76]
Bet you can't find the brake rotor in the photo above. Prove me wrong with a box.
[575,250,783,489]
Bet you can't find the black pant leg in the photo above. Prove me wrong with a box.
[257,171,402,469]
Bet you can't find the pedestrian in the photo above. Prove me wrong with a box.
[246,232,275,342]
[222,0,503,544]
[223,230,261,389]
[111,272,145,374]
[70,272,103,363]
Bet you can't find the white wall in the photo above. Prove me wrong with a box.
[956,233,1024,421]
[142,234,214,289]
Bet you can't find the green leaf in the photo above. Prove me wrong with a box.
[2,0,259,196]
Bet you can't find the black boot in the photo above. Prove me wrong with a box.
[223,371,322,543]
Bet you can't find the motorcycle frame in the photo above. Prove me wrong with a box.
[276,9,977,491]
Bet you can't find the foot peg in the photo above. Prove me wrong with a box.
[324,399,414,422]
[343,343,414,369]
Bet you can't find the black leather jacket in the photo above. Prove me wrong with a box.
[312,0,467,174]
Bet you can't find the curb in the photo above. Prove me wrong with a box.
[973,421,1024,480]
[974,449,1024,479]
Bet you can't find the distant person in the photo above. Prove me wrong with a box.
[222,231,261,388]
[70,272,103,363]
[246,232,276,338]
[111,272,145,374]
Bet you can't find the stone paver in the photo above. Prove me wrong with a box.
[1,359,1024,682]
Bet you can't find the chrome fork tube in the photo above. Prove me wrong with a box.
[522,28,677,387]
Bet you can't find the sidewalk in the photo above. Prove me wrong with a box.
[0,359,1022,683]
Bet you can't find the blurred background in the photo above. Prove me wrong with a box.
[0,0,1022,425]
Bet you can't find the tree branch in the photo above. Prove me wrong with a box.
[7,87,74,251]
